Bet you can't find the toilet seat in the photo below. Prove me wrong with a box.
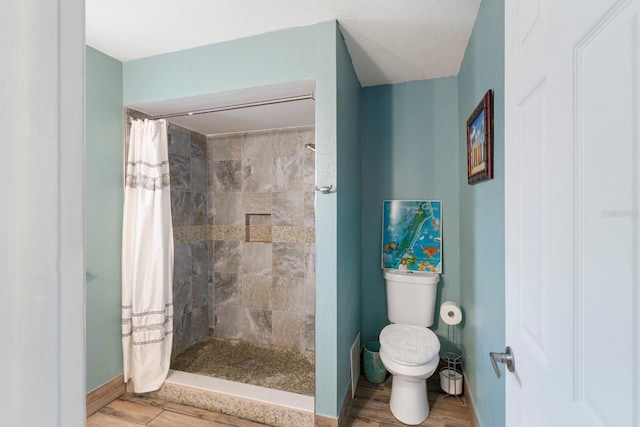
[379,324,440,366]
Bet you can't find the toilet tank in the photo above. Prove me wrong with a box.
[383,270,440,327]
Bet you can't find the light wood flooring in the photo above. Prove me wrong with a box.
[87,374,471,427]
[348,374,472,427]
[86,393,270,427]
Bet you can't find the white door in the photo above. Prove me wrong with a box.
[505,0,640,425]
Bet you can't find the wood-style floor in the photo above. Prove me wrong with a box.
[348,374,472,427]
[86,393,270,427]
[87,374,471,427]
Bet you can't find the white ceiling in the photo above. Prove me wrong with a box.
[86,0,480,87]
[87,0,480,135]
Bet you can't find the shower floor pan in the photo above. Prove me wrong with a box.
[150,336,316,427]
[171,335,315,396]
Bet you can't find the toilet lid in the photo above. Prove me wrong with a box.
[379,324,440,366]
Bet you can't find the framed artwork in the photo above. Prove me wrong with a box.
[467,89,494,184]
[381,200,442,273]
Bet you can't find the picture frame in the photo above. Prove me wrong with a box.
[466,89,494,184]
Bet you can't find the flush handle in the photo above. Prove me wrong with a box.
[490,346,515,379]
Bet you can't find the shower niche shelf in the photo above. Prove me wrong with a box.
[245,213,272,242]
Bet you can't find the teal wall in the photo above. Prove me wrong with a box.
[335,28,362,408]
[123,21,344,418]
[360,78,460,344]
[86,46,124,392]
[457,0,505,425]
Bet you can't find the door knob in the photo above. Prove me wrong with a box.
[490,346,515,379]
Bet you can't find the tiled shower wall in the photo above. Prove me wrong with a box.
[125,113,315,354]
[166,123,210,354]
[208,126,316,351]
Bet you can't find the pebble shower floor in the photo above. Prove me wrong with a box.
[170,334,315,396]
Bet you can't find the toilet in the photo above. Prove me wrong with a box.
[379,269,441,425]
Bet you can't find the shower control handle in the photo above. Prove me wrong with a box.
[490,346,515,379]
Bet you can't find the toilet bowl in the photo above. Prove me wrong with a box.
[379,323,440,425]
[379,270,441,425]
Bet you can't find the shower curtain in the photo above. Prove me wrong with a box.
[121,119,174,393]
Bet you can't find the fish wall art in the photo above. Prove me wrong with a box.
[381,200,442,273]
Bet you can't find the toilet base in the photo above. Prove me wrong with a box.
[388,374,430,425]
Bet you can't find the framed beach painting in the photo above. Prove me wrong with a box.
[467,89,494,184]
[381,200,442,273]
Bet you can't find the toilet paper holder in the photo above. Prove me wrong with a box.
[438,302,464,403]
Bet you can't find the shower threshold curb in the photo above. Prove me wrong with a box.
[152,370,314,427]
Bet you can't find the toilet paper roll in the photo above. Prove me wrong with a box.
[440,301,462,326]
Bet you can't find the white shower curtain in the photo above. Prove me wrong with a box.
[121,119,174,393]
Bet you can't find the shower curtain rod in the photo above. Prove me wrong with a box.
[149,93,315,120]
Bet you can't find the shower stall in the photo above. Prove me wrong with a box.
[125,85,317,400]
